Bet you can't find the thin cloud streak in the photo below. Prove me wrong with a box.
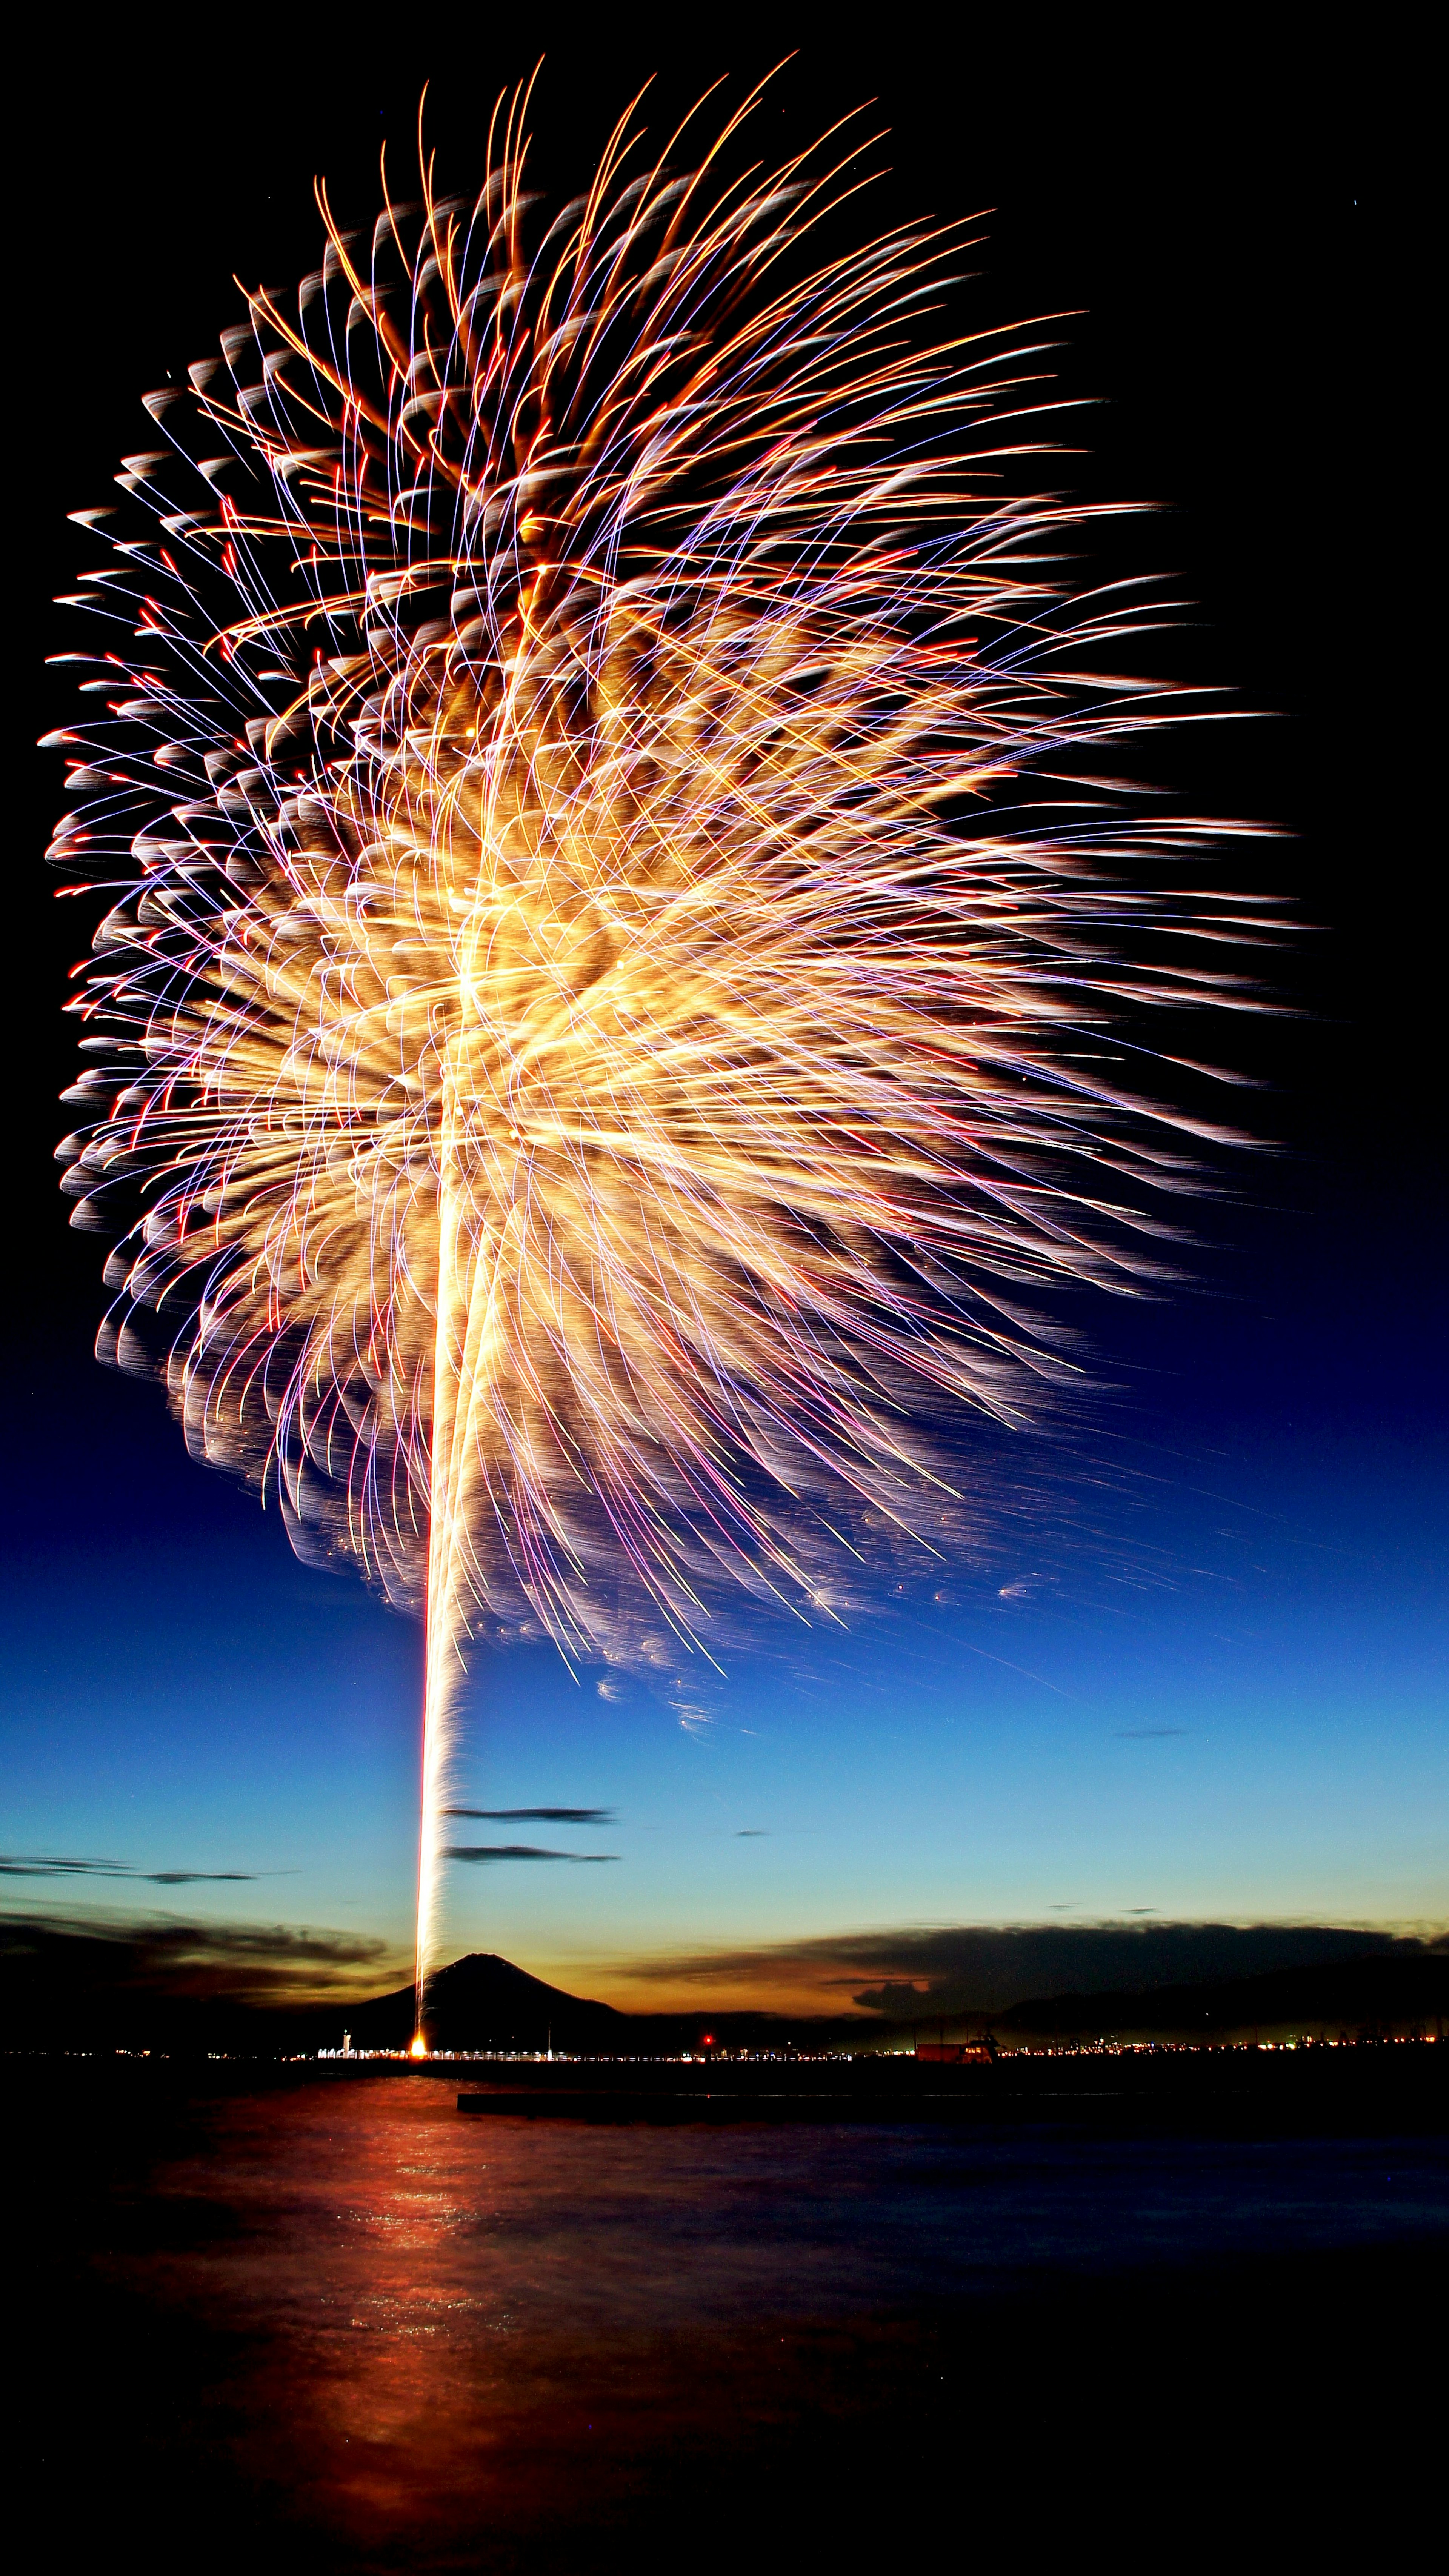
[445,1844,620,1865]
[443,1808,617,1825]
[0,1854,258,1883]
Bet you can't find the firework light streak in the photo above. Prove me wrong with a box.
[45,79,1270,2029]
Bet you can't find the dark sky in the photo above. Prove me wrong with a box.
[7,25,1441,2004]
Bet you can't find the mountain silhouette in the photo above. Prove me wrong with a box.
[347,1952,626,2052]
[5,1919,1442,2054]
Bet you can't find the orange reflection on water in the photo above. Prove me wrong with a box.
[97,2076,919,2558]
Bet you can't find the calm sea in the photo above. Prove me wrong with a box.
[16,2066,1446,2568]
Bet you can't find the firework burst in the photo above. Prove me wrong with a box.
[45,78,1268,2019]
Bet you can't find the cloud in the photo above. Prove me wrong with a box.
[0,1907,400,2041]
[1115,1727,1189,1739]
[735,1830,768,1838]
[851,1980,931,2013]
[613,1921,1441,2015]
[444,1844,620,1864]
[0,1854,257,1883]
[443,1807,617,1825]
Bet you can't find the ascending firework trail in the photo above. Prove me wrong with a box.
[45,76,1269,2032]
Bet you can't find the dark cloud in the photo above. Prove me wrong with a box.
[621,1921,1444,2015]
[0,1908,400,2044]
[850,1981,931,2014]
[735,1830,768,1838]
[0,1854,257,1883]
[444,1844,620,1864]
[443,1808,617,1825]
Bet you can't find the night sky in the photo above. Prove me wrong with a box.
[7,31,1442,2014]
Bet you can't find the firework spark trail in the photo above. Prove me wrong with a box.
[45,82,1274,2030]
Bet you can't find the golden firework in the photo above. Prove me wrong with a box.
[46,80,1264,2015]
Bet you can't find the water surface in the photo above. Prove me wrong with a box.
[21,2068,1446,2568]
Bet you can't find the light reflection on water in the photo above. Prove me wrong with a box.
[82,2076,1444,2565]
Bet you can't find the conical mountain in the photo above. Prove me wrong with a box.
[346,1952,625,2052]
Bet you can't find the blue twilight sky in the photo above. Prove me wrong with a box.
[6,48,1443,2014]
[5,1168,1443,2011]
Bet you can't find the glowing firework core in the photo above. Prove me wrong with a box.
[48,84,1261,2031]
